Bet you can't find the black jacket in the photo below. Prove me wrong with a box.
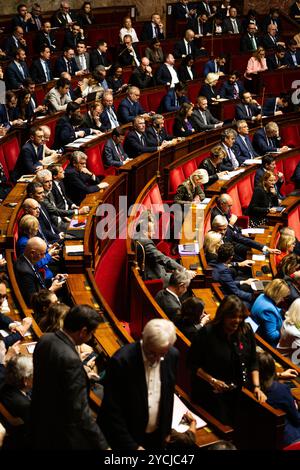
[64,165,100,205]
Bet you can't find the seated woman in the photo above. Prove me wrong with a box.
[30,289,58,324]
[17,215,60,281]
[244,47,268,93]
[251,278,290,347]
[76,1,96,27]
[145,38,164,64]
[119,16,139,43]
[188,295,266,425]
[277,254,300,307]
[278,298,300,360]
[198,73,220,106]
[17,90,33,123]
[173,102,195,137]
[107,65,128,94]
[257,350,300,447]
[178,54,196,82]
[248,171,279,227]
[174,169,208,204]
[175,296,210,341]
[276,234,296,266]
[38,302,69,332]
[203,231,223,265]
[199,145,228,187]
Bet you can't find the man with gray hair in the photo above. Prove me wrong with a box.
[145,114,175,147]
[252,121,289,155]
[117,85,149,124]
[98,318,178,449]
[233,120,258,164]
[155,270,191,320]
[220,128,239,171]
[130,57,154,89]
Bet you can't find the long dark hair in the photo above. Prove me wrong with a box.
[257,350,276,393]
[211,295,249,336]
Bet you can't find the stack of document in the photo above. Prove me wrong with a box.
[218,169,244,181]
[178,243,200,255]
[241,228,265,235]
[243,158,262,165]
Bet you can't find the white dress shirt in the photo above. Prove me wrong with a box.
[165,63,179,88]
[141,341,161,433]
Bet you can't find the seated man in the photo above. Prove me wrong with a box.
[64,151,103,205]
[36,21,57,52]
[203,54,226,77]
[140,13,165,41]
[190,96,223,132]
[12,126,45,181]
[262,93,289,117]
[5,26,28,58]
[129,57,154,89]
[155,270,191,321]
[45,77,74,113]
[155,54,179,87]
[124,116,168,158]
[157,82,188,114]
[51,1,77,27]
[145,114,175,147]
[75,41,90,72]
[174,29,206,60]
[235,91,262,123]
[233,120,258,164]
[220,128,240,171]
[187,12,212,37]
[240,23,261,52]
[30,46,53,84]
[100,91,119,130]
[254,155,284,190]
[261,24,285,51]
[62,23,85,50]
[14,237,65,306]
[103,127,131,168]
[117,86,147,124]
[266,45,288,70]
[0,91,24,129]
[219,71,245,99]
[81,101,106,132]
[118,34,141,67]
[223,7,242,33]
[285,38,300,68]
[210,193,239,226]
[50,164,90,213]
[5,48,31,90]
[252,121,289,155]
[54,47,83,77]
[90,39,111,71]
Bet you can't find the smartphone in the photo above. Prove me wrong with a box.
[72,221,86,228]
[82,351,98,365]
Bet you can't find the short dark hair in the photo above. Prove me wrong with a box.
[26,181,43,198]
[63,46,74,53]
[276,45,286,53]
[23,78,35,88]
[40,45,51,54]
[261,155,275,168]
[66,101,80,114]
[63,304,101,333]
[49,164,63,177]
[96,39,107,48]
[112,126,126,138]
[288,38,297,46]
[229,70,240,78]
[217,242,234,263]
[175,81,187,93]
[180,297,204,324]
[17,3,27,13]
[56,77,70,89]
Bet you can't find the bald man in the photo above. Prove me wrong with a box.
[14,237,66,305]
[210,194,238,226]
[130,57,154,89]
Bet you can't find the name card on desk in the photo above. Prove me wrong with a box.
[252,254,266,261]
[65,245,84,255]
[243,158,262,165]
[218,169,244,181]
[242,228,265,235]
[178,243,200,255]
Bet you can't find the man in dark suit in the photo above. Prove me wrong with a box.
[30,3,43,31]
[190,96,223,132]
[203,54,226,77]
[54,48,83,78]
[11,4,35,33]
[223,7,242,34]
[98,318,178,450]
[266,45,288,70]
[174,29,206,60]
[187,12,211,37]
[254,155,284,191]
[262,94,289,117]
[51,1,77,27]
[31,304,108,450]
[101,91,119,130]
[157,81,188,113]
[81,102,106,132]
[233,120,259,164]
[62,23,85,50]
[4,26,28,58]
[64,151,102,205]
[130,57,154,89]
[219,71,244,99]
[90,40,110,71]
[50,164,90,214]
[124,116,166,158]
[5,48,31,90]
[36,21,57,53]
[30,46,53,84]
[118,35,141,67]
[141,13,165,41]
[103,127,130,168]
[261,24,285,51]
[145,114,174,147]
[262,7,281,34]
[252,121,289,155]
[285,39,300,68]
[173,0,197,19]
[75,42,90,72]
[117,86,147,124]
[197,0,215,17]
[240,24,260,52]
[12,127,44,180]
[155,271,190,321]
[235,91,261,123]
[155,53,179,87]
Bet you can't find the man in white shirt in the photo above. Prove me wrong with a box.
[156,53,179,87]
[75,41,90,72]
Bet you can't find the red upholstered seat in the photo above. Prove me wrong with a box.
[195,150,210,166]
[147,89,167,113]
[3,137,20,172]
[169,167,185,196]
[144,279,163,297]
[262,72,284,96]
[139,93,149,112]
[288,207,300,240]
[204,214,211,235]
[222,101,236,123]
[86,141,116,177]
[227,185,243,217]
[182,160,197,178]
[164,116,175,135]
[281,153,300,195]
[283,440,300,450]
[237,174,253,212]
[0,147,9,180]
[280,125,300,148]
[188,81,201,104]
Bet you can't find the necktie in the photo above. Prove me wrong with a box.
[232,19,239,33]
[155,25,159,38]
[201,111,207,125]
[56,183,68,210]
[116,144,124,161]
[18,63,25,79]
[246,105,252,118]
[32,264,47,289]
[243,136,253,157]
[233,83,239,99]
[67,61,72,74]
[187,42,191,55]
[108,107,118,128]
[40,207,56,234]
[140,134,145,146]
[46,34,52,47]
[292,52,298,66]
[251,35,257,51]
[199,21,203,36]
[35,16,41,30]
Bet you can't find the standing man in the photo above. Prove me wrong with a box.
[98,318,178,450]
[31,304,109,449]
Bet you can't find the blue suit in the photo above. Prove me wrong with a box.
[251,293,283,347]
[54,56,79,77]
[53,115,91,150]
[212,262,253,307]
[219,80,245,99]
[203,59,225,77]
[158,89,188,113]
[13,141,43,180]
[233,134,258,164]
[5,61,30,90]
[155,64,173,86]
[0,104,11,127]
[103,138,128,168]
[100,106,119,131]
[285,50,300,68]
[252,128,279,155]
[17,235,53,280]
[262,97,278,117]
[123,131,157,158]
[117,97,146,124]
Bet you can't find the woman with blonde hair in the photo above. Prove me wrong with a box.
[276,234,296,266]
[244,46,268,93]
[174,169,208,204]
[119,17,139,43]
[198,73,220,106]
[203,231,223,264]
[278,299,300,360]
[251,278,290,347]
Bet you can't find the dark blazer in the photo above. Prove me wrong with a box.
[11,15,33,33]
[0,104,11,127]
[39,203,60,243]
[30,59,53,84]
[155,289,181,321]
[145,47,164,64]
[174,40,199,60]
[89,50,110,71]
[98,341,178,450]
[262,97,278,116]
[129,67,154,89]
[198,83,218,106]
[53,115,91,150]
[76,12,96,27]
[292,161,300,189]
[262,15,281,33]
[233,134,258,164]
[64,165,100,205]
[117,97,146,124]
[81,112,106,132]
[261,34,279,51]
[4,36,27,58]
[54,56,79,77]
[240,33,261,52]
[5,61,30,90]
[62,31,84,50]
[140,22,165,41]
[100,106,119,131]
[252,128,279,154]
[0,383,31,423]
[51,10,77,27]
[51,180,74,210]
[74,53,90,71]
[13,141,43,180]
[155,63,174,86]
[177,64,196,82]
[235,102,261,122]
[118,45,141,67]
[138,238,183,281]
[43,191,75,228]
[224,225,264,261]
[145,126,173,147]
[219,144,238,172]
[266,53,288,71]
[173,117,194,137]
[199,158,220,186]
[36,31,57,53]
[187,16,211,35]
[203,59,225,77]
[31,330,108,450]
[124,131,157,158]
[223,17,242,34]
[248,185,279,224]
[158,90,189,114]
[212,262,253,305]
[285,50,300,68]
[14,254,47,305]
[219,80,245,99]
[190,108,220,131]
[103,138,128,168]
[173,3,192,19]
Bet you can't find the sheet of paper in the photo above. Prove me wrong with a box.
[178,243,200,255]
[65,245,84,254]
[243,158,261,165]
[65,142,83,148]
[69,218,87,229]
[0,329,8,337]
[26,342,37,354]
[172,394,207,432]
[245,317,259,333]
[252,254,266,261]
[241,228,265,235]
[201,198,211,204]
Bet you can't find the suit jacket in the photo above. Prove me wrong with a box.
[31,330,108,450]
[98,341,178,450]
[4,36,27,58]
[219,80,244,99]
[223,17,242,34]
[155,290,181,321]
[240,33,261,52]
[64,165,100,205]
[51,10,77,27]
[173,117,194,137]
[124,131,157,158]
[62,31,84,50]
[252,128,279,155]
[45,87,71,113]
[145,126,173,147]
[212,262,253,305]
[43,191,75,227]
[187,16,211,36]
[118,44,141,67]
[117,97,146,124]
[53,115,91,150]
[81,112,106,132]
[30,59,53,84]
[36,31,57,53]
[177,64,196,82]
[262,97,280,117]
[285,50,300,68]
[14,254,47,305]
[261,34,279,51]
[145,47,164,64]
[5,61,30,90]
[173,39,199,60]
[266,54,288,71]
[140,22,165,41]
[224,225,264,261]
[190,108,220,131]
[173,2,192,19]
[251,293,283,347]
[155,63,176,86]
[235,102,261,122]
[100,106,119,131]
[38,203,60,243]
[219,144,239,171]
[203,59,225,77]
[233,134,258,164]
[89,50,110,71]
[198,83,217,106]
[103,138,128,168]
[199,158,220,185]
[54,56,79,77]
[158,89,188,113]
[262,15,281,33]
[137,238,183,282]
[11,15,33,33]
[51,180,74,209]
[0,104,11,127]
[130,67,154,89]
[12,141,43,180]
[74,53,90,71]
[248,185,279,223]
[0,383,31,424]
